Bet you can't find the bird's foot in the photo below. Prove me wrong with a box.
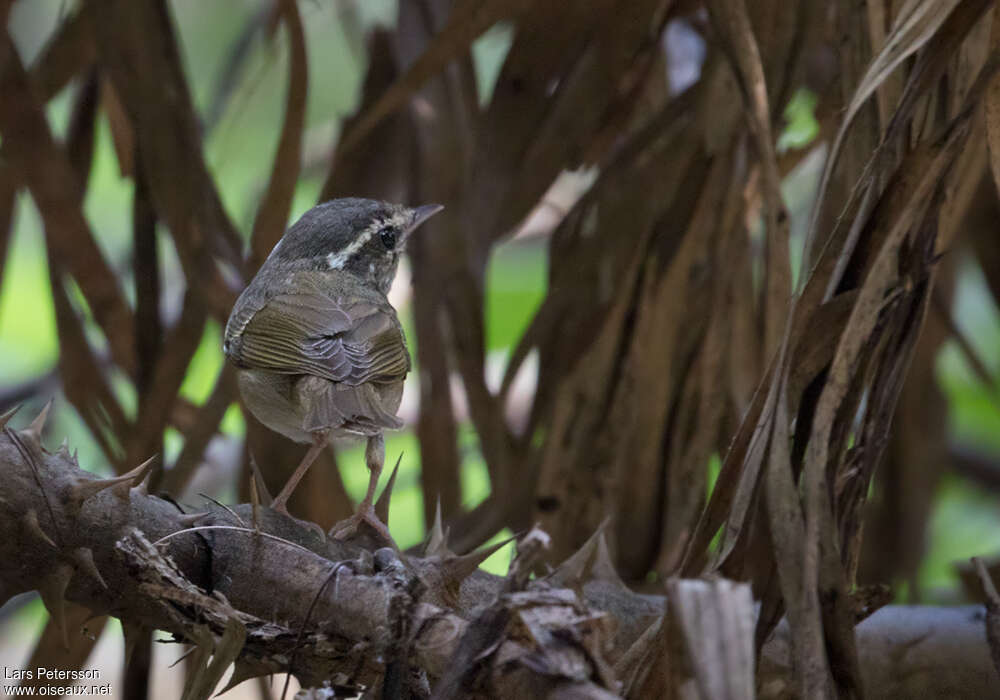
[330,503,394,546]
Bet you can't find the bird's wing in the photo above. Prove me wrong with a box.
[236,275,410,386]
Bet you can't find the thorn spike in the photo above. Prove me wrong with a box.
[443,535,516,585]
[217,659,273,695]
[249,474,261,531]
[590,529,625,587]
[248,453,273,506]
[72,547,107,589]
[130,462,153,498]
[547,518,611,587]
[67,473,142,512]
[128,455,157,485]
[374,453,403,525]
[177,512,210,527]
[426,497,449,557]
[22,509,57,548]
[69,475,130,507]
[0,403,21,429]
[38,562,74,651]
[111,455,157,500]
[27,399,53,439]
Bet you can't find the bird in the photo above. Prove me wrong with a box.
[223,197,442,540]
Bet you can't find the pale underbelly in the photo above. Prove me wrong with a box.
[237,369,403,444]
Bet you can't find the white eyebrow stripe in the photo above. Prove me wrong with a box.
[324,211,409,269]
[326,223,377,269]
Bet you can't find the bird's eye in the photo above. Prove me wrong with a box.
[379,226,397,250]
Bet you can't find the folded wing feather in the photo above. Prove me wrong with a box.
[238,276,410,389]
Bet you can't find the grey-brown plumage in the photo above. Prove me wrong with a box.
[224,198,442,536]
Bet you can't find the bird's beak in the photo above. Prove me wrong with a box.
[403,203,444,241]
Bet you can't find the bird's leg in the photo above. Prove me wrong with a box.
[358,432,384,514]
[271,430,328,515]
[331,433,394,545]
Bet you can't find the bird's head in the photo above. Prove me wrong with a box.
[267,198,443,294]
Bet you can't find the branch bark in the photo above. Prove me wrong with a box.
[0,412,630,698]
[1,411,998,699]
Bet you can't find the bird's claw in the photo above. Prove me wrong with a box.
[330,504,394,546]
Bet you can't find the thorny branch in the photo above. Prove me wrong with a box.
[0,408,998,698]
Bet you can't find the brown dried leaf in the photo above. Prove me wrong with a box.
[19,606,107,695]
[337,0,531,155]
[0,33,136,374]
[161,366,237,495]
[204,5,274,134]
[799,88,984,608]
[666,578,755,700]
[125,290,207,471]
[808,0,970,261]
[133,163,161,398]
[394,0,476,525]
[179,619,246,700]
[49,240,128,469]
[91,0,244,281]
[880,0,992,152]
[320,29,413,203]
[249,0,307,269]
[471,0,670,239]
[785,47,996,700]
[709,0,790,359]
[763,374,833,699]
[986,0,1000,195]
[30,7,96,100]
[608,151,717,576]
[531,102,703,566]
[100,78,135,177]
